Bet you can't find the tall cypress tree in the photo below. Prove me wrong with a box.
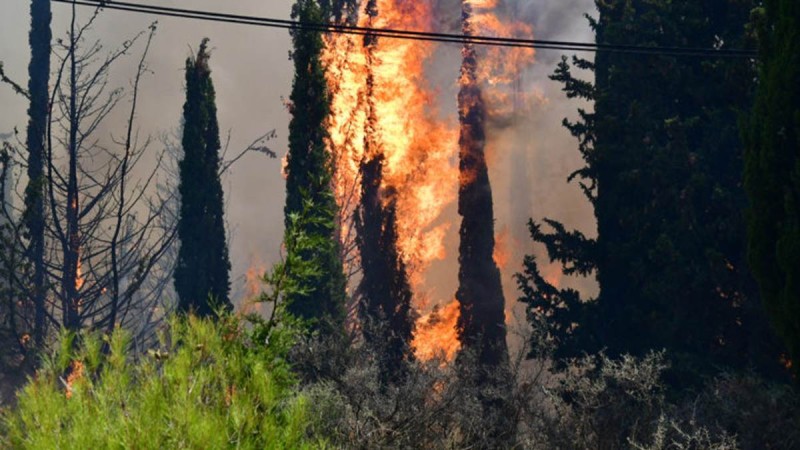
[518,0,785,385]
[456,0,509,371]
[353,0,415,384]
[745,0,800,374]
[174,39,232,317]
[284,0,346,332]
[25,0,51,348]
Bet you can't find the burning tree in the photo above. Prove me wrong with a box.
[323,0,459,362]
[455,0,509,371]
[354,0,416,383]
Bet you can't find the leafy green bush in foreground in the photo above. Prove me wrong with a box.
[1,315,322,449]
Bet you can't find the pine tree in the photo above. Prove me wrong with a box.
[174,39,232,317]
[25,0,51,348]
[745,0,800,374]
[284,0,346,332]
[518,0,785,385]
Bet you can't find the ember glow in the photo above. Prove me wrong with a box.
[240,257,267,314]
[75,252,85,292]
[323,0,535,362]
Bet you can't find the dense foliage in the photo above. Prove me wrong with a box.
[517,0,786,386]
[174,39,232,317]
[744,0,800,375]
[2,1,800,449]
[284,0,346,333]
[1,315,319,449]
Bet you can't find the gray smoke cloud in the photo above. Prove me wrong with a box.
[422,0,599,313]
[0,0,598,314]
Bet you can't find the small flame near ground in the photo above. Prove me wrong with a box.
[240,256,267,315]
[412,300,462,362]
[64,360,84,399]
[494,226,511,270]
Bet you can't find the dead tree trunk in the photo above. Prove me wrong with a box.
[25,0,52,347]
[62,3,81,331]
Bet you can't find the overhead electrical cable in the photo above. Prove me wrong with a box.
[50,0,759,59]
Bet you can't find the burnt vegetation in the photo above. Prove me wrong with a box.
[2,0,800,449]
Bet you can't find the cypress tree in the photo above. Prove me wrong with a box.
[456,0,509,371]
[284,0,346,332]
[353,0,415,385]
[174,39,232,317]
[518,0,785,385]
[745,0,800,374]
[25,0,51,348]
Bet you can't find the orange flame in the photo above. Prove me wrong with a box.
[65,360,85,399]
[493,227,511,269]
[412,300,462,362]
[244,262,266,298]
[324,0,458,294]
[240,257,267,315]
[325,1,535,362]
[75,249,85,292]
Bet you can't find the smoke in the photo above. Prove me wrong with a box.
[0,0,598,329]
[421,0,599,353]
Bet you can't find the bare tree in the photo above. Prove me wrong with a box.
[0,5,177,349]
[43,6,176,336]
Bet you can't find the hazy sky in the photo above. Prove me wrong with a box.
[0,0,597,307]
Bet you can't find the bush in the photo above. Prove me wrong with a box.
[1,314,322,449]
[297,320,800,450]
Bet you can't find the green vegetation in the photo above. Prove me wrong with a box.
[2,0,800,448]
[283,0,346,334]
[174,39,232,317]
[1,315,320,449]
[517,0,786,386]
[745,0,800,375]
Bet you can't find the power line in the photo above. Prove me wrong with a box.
[51,0,759,59]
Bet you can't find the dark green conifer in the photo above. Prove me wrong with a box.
[25,0,51,348]
[456,0,509,372]
[745,0,800,374]
[518,0,785,385]
[284,0,346,332]
[174,39,232,317]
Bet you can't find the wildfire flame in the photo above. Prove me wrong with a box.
[412,300,462,362]
[493,227,511,270]
[324,0,458,293]
[240,257,267,314]
[65,360,85,399]
[75,248,85,292]
[324,0,536,363]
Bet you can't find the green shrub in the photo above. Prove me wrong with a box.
[1,314,324,449]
